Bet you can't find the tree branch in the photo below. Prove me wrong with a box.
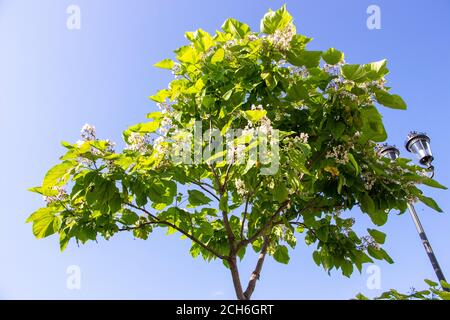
[243,235,270,299]
[191,180,220,202]
[229,257,246,300]
[240,196,250,240]
[125,203,227,260]
[238,200,290,249]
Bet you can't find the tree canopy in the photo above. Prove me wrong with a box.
[28,5,446,299]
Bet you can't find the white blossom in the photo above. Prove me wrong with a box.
[268,23,295,51]
[80,123,96,141]
[44,186,67,205]
[126,132,150,153]
[326,145,349,165]
[235,179,246,196]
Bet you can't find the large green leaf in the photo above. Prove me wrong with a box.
[153,59,175,70]
[260,5,293,34]
[188,190,212,207]
[322,48,344,65]
[360,105,387,142]
[221,18,251,39]
[418,195,443,213]
[42,161,75,192]
[368,228,386,244]
[341,64,367,82]
[273,245,290,264]
[421,178,447,190]
[374,90,407,110]
[287,50,322,69]
[27,207,60,239]
[365,59,389,80]
[242,110,267,123]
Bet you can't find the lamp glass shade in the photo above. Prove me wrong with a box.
[409,139,433,165]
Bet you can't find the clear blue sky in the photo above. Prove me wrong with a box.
[1,0,449,299]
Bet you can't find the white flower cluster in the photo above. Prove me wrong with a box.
[153,136,169,155]
[298,132,309,144]
[105,139,116,153]
[268,24,295,51]
[159,116,173,136]
[171,63,181,76]
[323,63,342,76]
[289,66,309,78]
[44,186,67,205]
[326,145,349,165]
[247,33,259,41]
[235,179,247,197]
[286,132,309,148]
[81,123,96,141]
[157,102,173,114]
[339,91,358,102]
[223,39,238,49]
[126,132,151,153]
[357,235,381,251]
[362,172,376,191]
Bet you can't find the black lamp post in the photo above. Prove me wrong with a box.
[376,136,448,291]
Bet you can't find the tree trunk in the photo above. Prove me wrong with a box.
[229,257,246,300]
[243,235,270,299]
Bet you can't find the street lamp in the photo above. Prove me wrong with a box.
[405,131,435,178]
[376,137,448,291]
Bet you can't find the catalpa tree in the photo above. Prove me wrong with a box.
[28,6,446,299]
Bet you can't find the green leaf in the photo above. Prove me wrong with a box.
[27,207,60,239]
[192,29,214,52]
[374,90,407,110]
[341,260,354,277]
[211,48,225,64]
[153,59,175,70]
[365,59,389,80]
[322,48,344,65]
[127,121,159,134]
[312,251,321,266]
[421,178,447,190]
[42,161,74,191]
[273,184,289,203]
[174,45,199,64]
[273,245,290,264]
[242,109,267,123]
[149,89,171,103]
[368,228,386,244]
[287,50,322,69]
[286,82,308,101]
[348,153,360,176]
[121,210,139,225]
[221,18,251,39]
[418,194,443,213]
[341,64,367,82]
[360,193,375,214]
[355,293,369,300]
[360,105,387,142]
[188,190,212,207]
[219,195,229,213]
[316,226,329,242]
[441,280,450,290]
[425,279,438,287]
[260,5,293,34]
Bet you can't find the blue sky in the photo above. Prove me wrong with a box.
[0,0,449,299]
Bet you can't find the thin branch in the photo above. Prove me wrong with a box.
[240,196,250,240]
[222,162,233,191]
[239,200,290,249]
[208,163,223,194]
[193,181,220,202]
[125,203,227,260]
